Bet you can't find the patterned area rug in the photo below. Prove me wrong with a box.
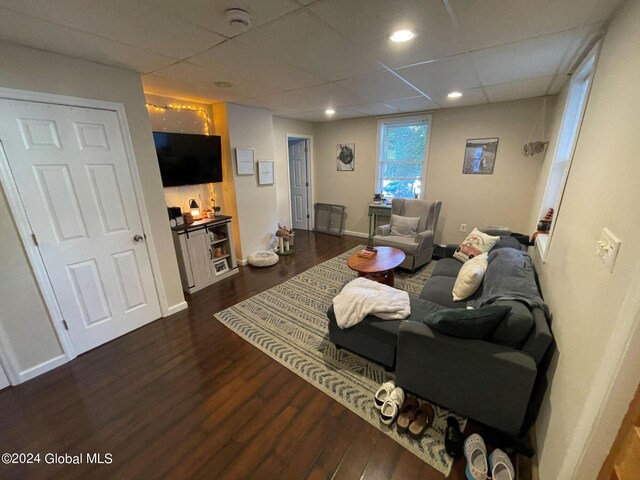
[214,246,466,475]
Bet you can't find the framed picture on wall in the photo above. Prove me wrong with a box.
[336,144,355,171]
[257,161,274,185]
[236,147,255,175]
[462,138,499,174]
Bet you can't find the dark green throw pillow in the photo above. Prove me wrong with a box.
[423,305,512,339]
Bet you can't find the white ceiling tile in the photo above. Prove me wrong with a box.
[189,39,326,91]
[309,0,467,67]
[336,103,400,117]
[239,90,318,113]
[586,0,625,24]
[0,7,176,73]
[384,96,439,112]
[237,8,382,81]
[143,74,243,103]
[556,23,605,74]
[151,62,280,99]
[548,75,570,95]
[428,88,488,108]
[470,30,578,86]
[279,110,333,122]
[0,0,225,58]
[449,0,613,50]
[136,0,301,38]
[394,54,482,95]
[484,76,555,103]
[334,71,419,103]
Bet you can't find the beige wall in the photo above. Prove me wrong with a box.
[145,93,215,214]
[226,103,279,260]
[272,116,316,227]
[532,0,640,477]
[0,43,184,375]
[313,97,549,243]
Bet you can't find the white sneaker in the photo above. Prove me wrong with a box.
[374,380,395,410]
[464,433,488,480]
[380,387,405,425]
[489,448,514,480]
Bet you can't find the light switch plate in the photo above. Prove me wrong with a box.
[596,228,621,273]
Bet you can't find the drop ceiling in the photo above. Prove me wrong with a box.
[0,0,622,121]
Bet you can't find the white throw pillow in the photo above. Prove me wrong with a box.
[390,214,421,236]
[453,253,488,301]
[453,228,500,263]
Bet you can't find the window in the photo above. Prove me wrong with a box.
[537,43,599,257]
[376,115,431,199]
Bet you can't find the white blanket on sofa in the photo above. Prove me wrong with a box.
[332,277,411,329]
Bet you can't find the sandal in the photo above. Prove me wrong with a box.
[408,402,434,439]
[445,416,465,458]
[489,448,514,480]
[396,396,420,434]
[374,380,396,410]
[380,387,405,425]
[464,433,488,480]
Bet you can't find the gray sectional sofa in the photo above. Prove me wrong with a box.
[327,237,554,436]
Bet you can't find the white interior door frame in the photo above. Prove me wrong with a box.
[0,87,168,381]
[285,133,314,230]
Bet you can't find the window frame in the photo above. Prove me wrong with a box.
[375,114,432,200]
[537,42,601,260]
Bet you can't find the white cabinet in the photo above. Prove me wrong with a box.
[172,216,238,294]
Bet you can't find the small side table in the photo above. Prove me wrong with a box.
[368,204,392,240]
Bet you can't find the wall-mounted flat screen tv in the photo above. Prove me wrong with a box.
[153,132,222,187]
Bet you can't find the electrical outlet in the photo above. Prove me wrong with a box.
[596,228,621,273]
[460,224,467,233]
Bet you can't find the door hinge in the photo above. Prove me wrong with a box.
[62,320,69,330]
[31,233,38,246]
[306,214,310,219]
[305,182,309,187]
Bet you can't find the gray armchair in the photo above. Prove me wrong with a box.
[373,198,442,271]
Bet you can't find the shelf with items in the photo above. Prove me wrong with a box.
[171,215,238,294]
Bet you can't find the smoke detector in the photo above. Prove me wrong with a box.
[226,8,252,31]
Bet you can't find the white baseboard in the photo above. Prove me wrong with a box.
[165,301,188,316]
[19,354,67,383]
[343,229,369,239]
[237,258,248,266]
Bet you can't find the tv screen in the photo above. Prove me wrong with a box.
[153,132,222,187]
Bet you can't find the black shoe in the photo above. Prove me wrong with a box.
[445,416,464,458]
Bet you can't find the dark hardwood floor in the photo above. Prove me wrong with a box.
[0,231,473,479]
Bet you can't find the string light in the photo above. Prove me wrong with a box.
[145,103,211,135]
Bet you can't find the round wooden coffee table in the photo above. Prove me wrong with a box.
[347,247,406,287]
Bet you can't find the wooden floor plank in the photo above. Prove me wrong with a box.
[0,231,476,479]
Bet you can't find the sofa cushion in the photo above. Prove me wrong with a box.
[419,275,469,309]
[423,305,512,339]
[431,258,463,277]
[489,300,535,348]
[390,214,420,236]
[453,253,488,301]
[373,235,419,254]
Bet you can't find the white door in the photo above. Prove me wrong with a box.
[186,229,214,287]
[0,99,161,354]
[0,364,9,389]
[288,139,309,230]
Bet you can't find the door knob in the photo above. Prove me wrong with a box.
[133,234,145,243]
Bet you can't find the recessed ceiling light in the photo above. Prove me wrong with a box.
[390,29,416,43]
[215,81,233,88]
[325,108,336,115]
[447,91,463,98]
